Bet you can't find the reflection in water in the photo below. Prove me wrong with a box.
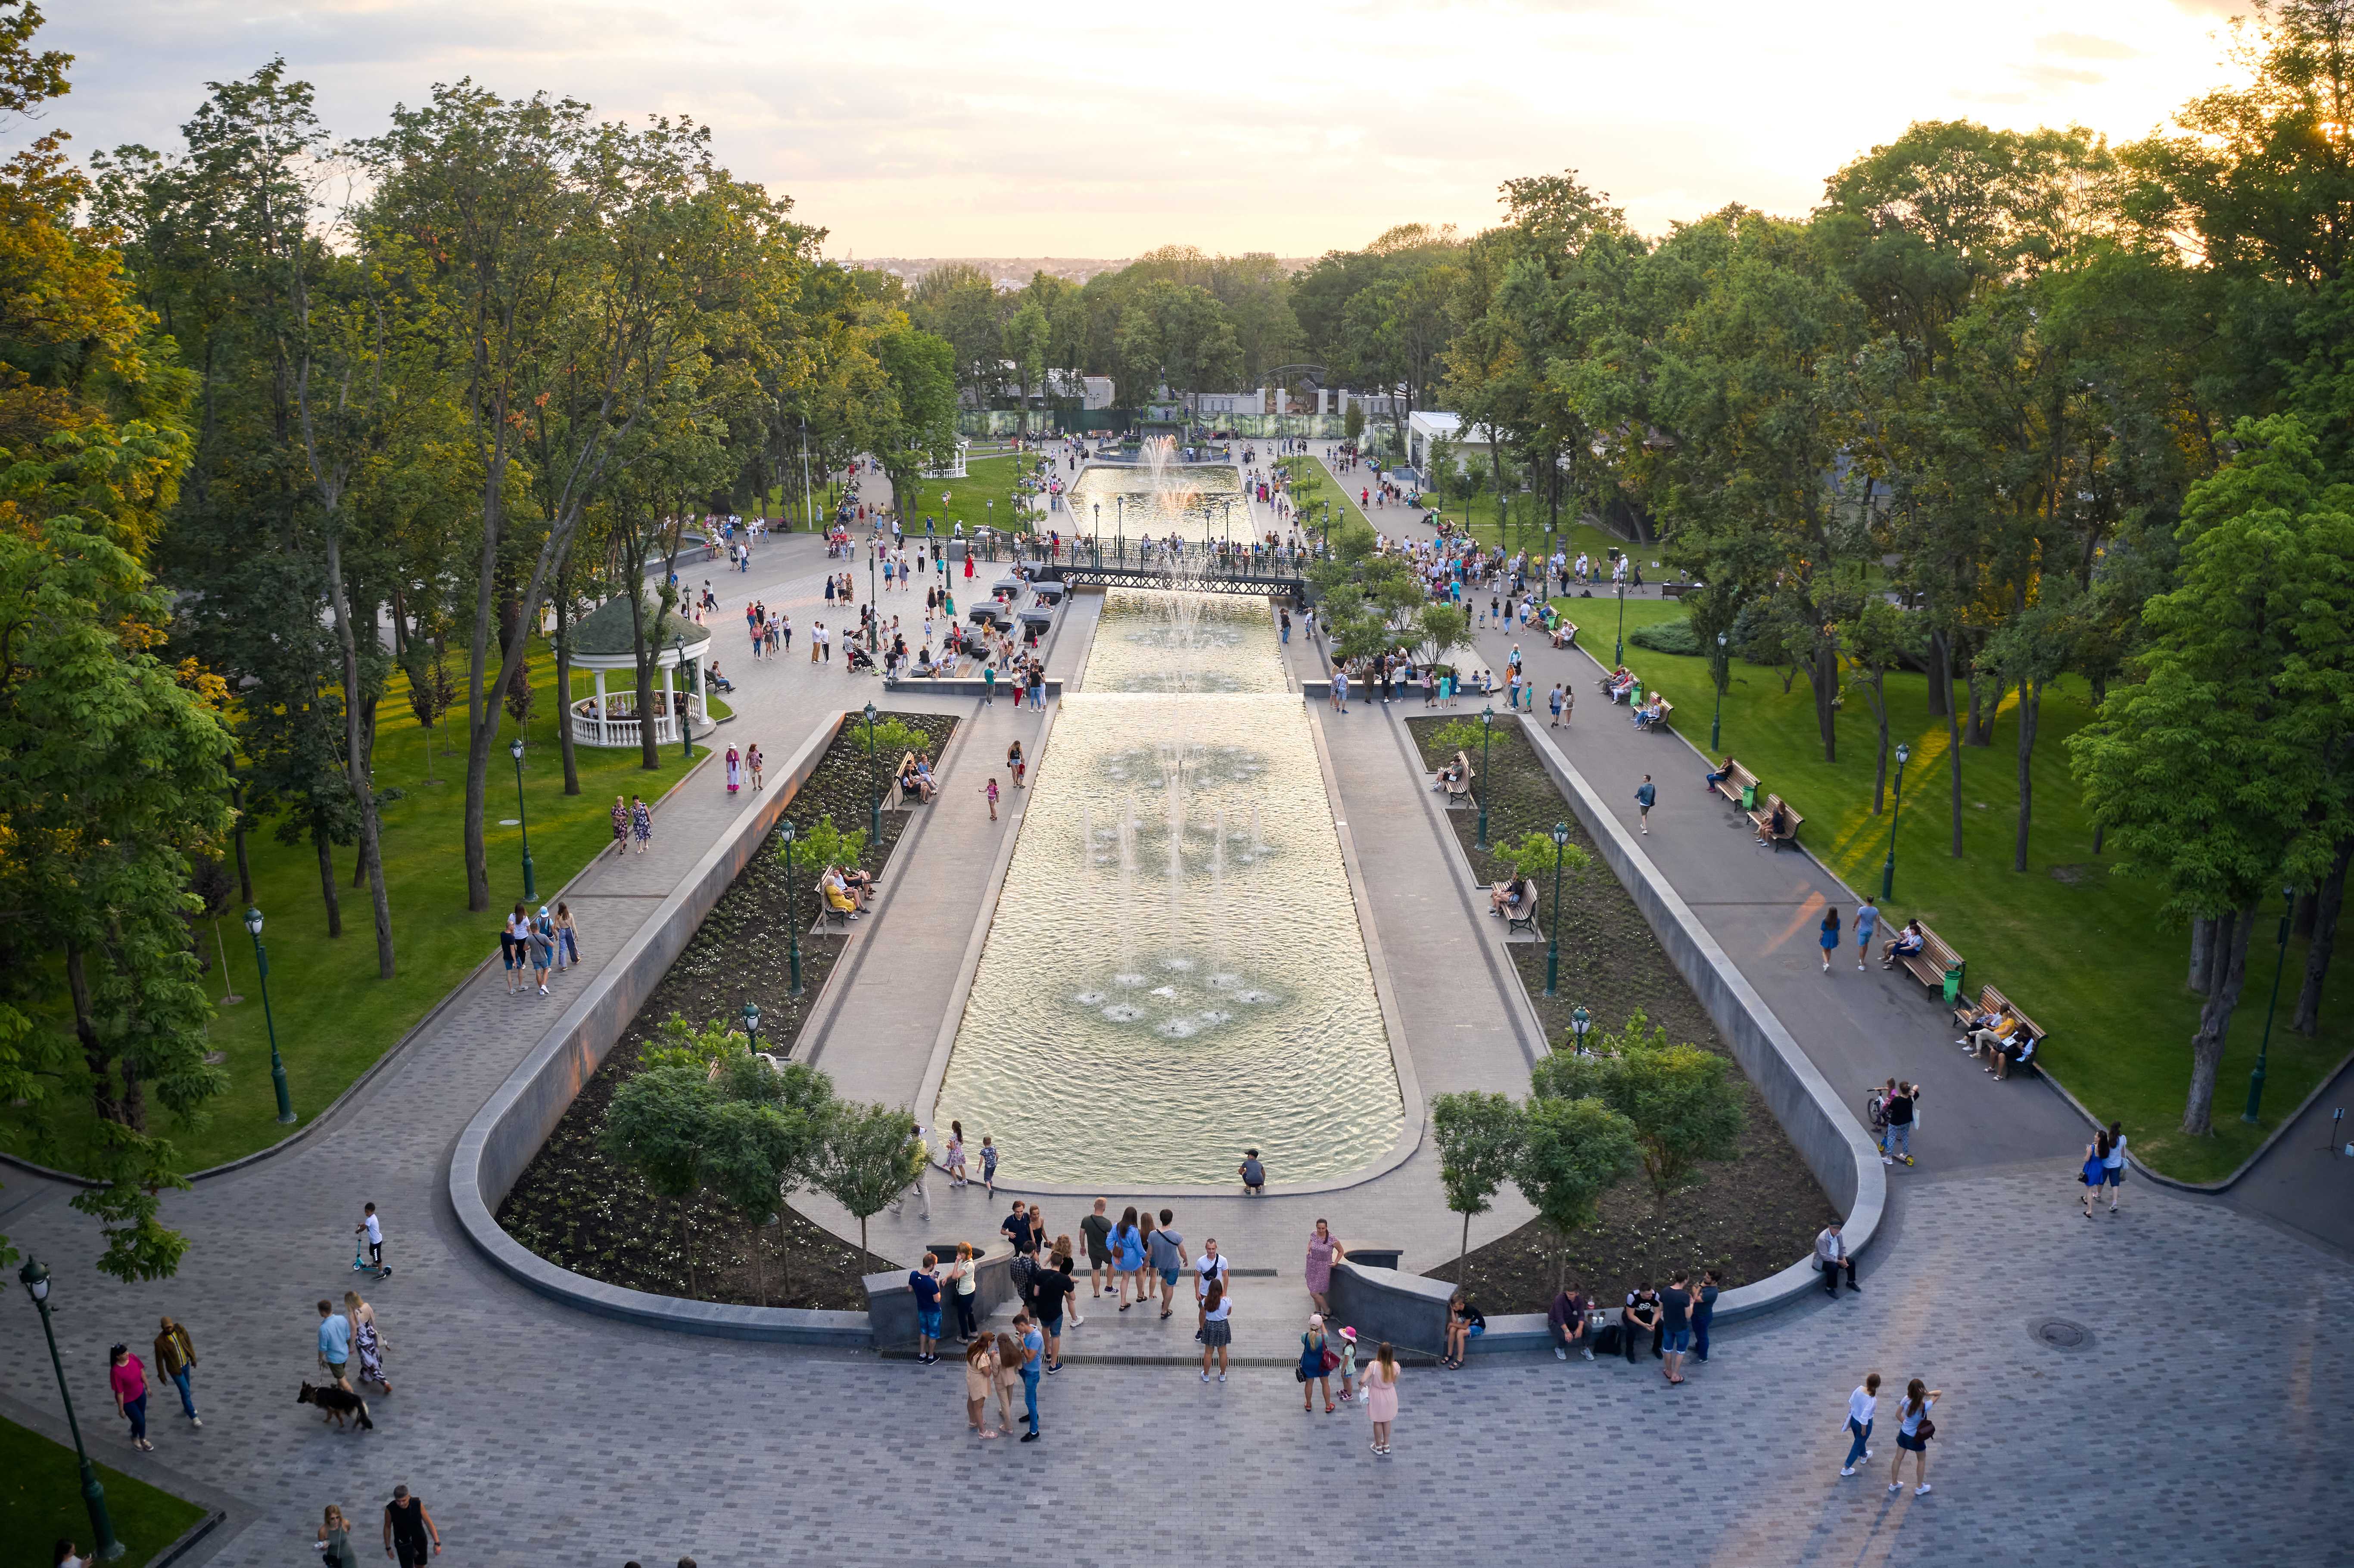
[936,591,1400,1185]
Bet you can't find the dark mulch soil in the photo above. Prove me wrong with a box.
[496,709,956,1310]
[1407,714,1835,1313]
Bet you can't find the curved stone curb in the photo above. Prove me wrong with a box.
[2041,1042,2354,1195]
[1516,717,1886,1318]
[446,713,880,1343]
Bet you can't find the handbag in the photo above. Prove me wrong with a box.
[1320,1347,1342,1375]
[1916,1416,1936,1441]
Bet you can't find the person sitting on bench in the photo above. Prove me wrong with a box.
[1432,759,1465,795]
[706,660,735,694]
[1991,1029,2038,1080]
[1881,919,1925,968]
[1489,875,1532,919]
[1704,756,1734,791]
[1605,667,1638,703]
[914,751,939,800]
[821,868,859,920]
[1754,799,1790,844]
[1955,1001,2005,1054]
[1633,693,1665,729]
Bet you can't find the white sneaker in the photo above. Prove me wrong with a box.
[1840,1466,1856,1477]
[1201,1371,1210,1382]
[1887,1483,1900,1493]
[1915,1484,1931,1495]
[1881,1155,1894,1165]
[1555,1347,1568,1361]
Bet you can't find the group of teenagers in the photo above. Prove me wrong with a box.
[1538,1270,1724,1386]
[500,901,578,997]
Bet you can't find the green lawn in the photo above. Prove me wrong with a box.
[0,642,697,1175]
[891,454,1041,537]
[1579,597,2351,1182]
[0,1416,208,1568]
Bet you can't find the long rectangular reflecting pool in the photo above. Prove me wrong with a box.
[934,587,1403,1186]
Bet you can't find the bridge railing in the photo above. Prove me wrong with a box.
[962,532,1323,580]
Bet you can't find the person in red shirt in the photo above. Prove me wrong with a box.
[108,1343,152,1451]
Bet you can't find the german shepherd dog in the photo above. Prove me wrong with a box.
[298,1380,375,1431]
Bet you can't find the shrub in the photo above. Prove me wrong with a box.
[1628,620,1702,656]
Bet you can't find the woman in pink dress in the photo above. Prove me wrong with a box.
[1363,1341,1398,1456]
[1302,1218,1346,1316]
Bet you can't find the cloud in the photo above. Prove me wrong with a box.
[2036,31,2140,60]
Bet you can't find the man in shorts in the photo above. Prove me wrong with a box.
[1080,1199,1115,1302]
[1146,1208,1188,1319]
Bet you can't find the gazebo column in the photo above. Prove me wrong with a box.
[660,657,675,745]
[594,668,608,747]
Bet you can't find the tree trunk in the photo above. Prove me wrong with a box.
[2293,838,2350,1036]
[1965,665,2002,747]
[463,519,501,912]
[628,585,661,773]
[1459,1210,1472,1283]
[323,543,393,983]
[1945,665,1965,858]
[2189,916,2216,994]
[2183,904,2258,1137]
[859,1214,873,1277]
[228,762,255,905]
[68,943,137,1130]
[314,819,343,937]
[554,560,580,797]
[1925,628,1950,719]
[2011,676,2040,874]
[1807,638,1838,762]
[1868,671,1889,814]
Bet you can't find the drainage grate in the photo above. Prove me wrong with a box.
[2033,1317,2092,1351]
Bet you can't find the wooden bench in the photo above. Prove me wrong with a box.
[1440,750,1477,808]
[1970,984,2045,1077]
[1635,696,1675,732]
[814,878,858,930]
[1548,620,1579,650]
[1745,793,1804,850]
[1709,760,1761,810]
[1891,921,1965,1000]
[1505,884,1540,940]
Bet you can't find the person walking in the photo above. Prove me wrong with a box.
[344,1291,390,1394]
[1302,1219,1345,1316]
[1548,684,1565,727]
[553,902,579,972]
[964,1336,1000,1438]
[747,744,763,791]
[1692,1269,1721,1363]
[1887,1379,1942,1495]
[107,1343,152,1451]
[980,1135,998,1196]
[1081,1199,1114,1303]
[609,795,629,859]
[1635,775,1657,835]
[1363,1341,1399,1456]
[1816,1221,1859,1294]
[1299,1314,1338,1413]
[1147,1208,1188,1318]
[1854,896,1880,971]
[498,905,522,996]
[1818,904,1840,973]
[2080,1129,2112,1217]
[317,1298,353,1390]
[944,1123,968,1188]
[317,1504,356,1568]
[983,776,999,821]
[1016,1312,1045,1442]
[724,744,741,796]
[1006,739,1025,787]
[152,1316,200,1428]
[1840,1372,1881,1477]
[2102,1120,2128,1211]
[383,1486,441,1567]
[1197,1279,1234,1383]
[630,794,653,855]
[1112,1205,1146,1308]
[529,906,554,997]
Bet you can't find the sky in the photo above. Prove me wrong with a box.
[30,0,2255,259]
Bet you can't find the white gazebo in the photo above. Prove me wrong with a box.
[566,594,714,749]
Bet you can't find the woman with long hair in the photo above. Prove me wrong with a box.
[944,1242,980,1342]
[343,1290,389,1394]
[2080,1130,2111,1217]
[1819,904,1841,974]
[1299,1314,1336,1414]
[991,1332,1023,1435]
[1303,1218,1345,1316]
[1114,1205,1146,1309]
[1363,1341,1399,1456]
[1198,1279,1233,1382]
[1888,1378,1942,1495]
[964,1335,999,1438]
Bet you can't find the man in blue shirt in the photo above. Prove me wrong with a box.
[317,1299,353,1390]
[1635,775,1657,836]
[1016,1313,1045,1443]
[909,1253,943,1365]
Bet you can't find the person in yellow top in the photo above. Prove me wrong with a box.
[822,867,859,918]
[153,1316,201,1428]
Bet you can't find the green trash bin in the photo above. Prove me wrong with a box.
[1942,962,1965,1006]
[1740,783,1758,812]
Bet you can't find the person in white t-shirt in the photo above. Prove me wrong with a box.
[1840,1372,1880,1475]
[355,1202,388,1278]
[1194,1238,1230,1332]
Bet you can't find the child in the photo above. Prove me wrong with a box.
[945,1122,968,1188]
[984,776,1000,821]
[981,1135,999,1197]
[355,1202,389,1278]
[1336,1325,1359,1403]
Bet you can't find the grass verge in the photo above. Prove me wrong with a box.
[0,1416,207,1568]
[1568,596,2351,1182]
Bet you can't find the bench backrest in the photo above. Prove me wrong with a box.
[1727,762,1760,791]
[1453,750,1476,776]
[1983,984,2043,1040]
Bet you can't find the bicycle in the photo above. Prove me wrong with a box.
[1862,1087,1889,1136]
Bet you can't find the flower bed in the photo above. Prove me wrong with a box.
[1406,714,1836,1312]
[495,709,955,1309]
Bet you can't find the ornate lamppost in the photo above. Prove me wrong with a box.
[244,905,295,1123]
[1477,705,1495,850]
[2244,885,2299,1124]
[780,819,803,997]
[863,701,882,847]
[1544,821,1569,997]
[1879,743,1911,901]
[508,736,536,899]
[18,1260,121,1560]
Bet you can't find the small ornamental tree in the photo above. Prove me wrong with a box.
[1532,1011,1745,1210]
[792,813,870,874]
[1513,1095,1640,1294]
[600,1064,717,1296]
[814,1101,925,1274]
[1430,1090,1525,1282]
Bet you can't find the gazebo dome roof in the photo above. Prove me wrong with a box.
[568,594,711,659]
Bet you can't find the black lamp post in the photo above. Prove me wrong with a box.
[674,635,692,761]
[780,819,803,997]
[1477,704,1495,850]
[1613,579,1627,666]
[863,700,881,847]
[742,999,764,1055]
[1710,631,1728,753]
[245,905,295,1123]
[18,1260,122,1561]
[1544,821,1569,997]
[508,736,535,900]
[1879,742,1911,901]
[2244,885,2299,1124]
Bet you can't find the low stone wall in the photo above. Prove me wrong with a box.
[1327,1260,1457,1356]
[448,712,880,1344]
[1515,717,1884,1321]
[863,1241,1020,1348]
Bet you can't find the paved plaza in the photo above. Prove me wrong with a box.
[3,457,2351,1565]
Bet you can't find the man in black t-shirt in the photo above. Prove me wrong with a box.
[1031,1256,1075,1373]
[383,1486,439,1566]
[1621,1286,1662,1365]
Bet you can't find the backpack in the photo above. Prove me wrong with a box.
[1593,1323,1623,1356]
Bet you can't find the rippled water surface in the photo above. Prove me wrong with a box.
[936,591,1401,1185]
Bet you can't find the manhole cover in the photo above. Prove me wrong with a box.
[2033,1318,2092,1351]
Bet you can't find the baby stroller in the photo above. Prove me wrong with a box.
[844,641,877,674]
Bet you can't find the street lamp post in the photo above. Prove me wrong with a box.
[508,736,535,901]
[674,634,692,761]
[1477,704,1495,850]
[1544,821,1569,997]
[1710,631,1728,753]
[18,1260,122,1561]
[244,906,295,1123]
[1879,743,1911,902]
[863,701,881,848]
[1613,579,1627,666]
[742,999,763,1056]
[780,820,803,997]
[2244,885,2298,1123]
[1569,1004,1592,1055]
